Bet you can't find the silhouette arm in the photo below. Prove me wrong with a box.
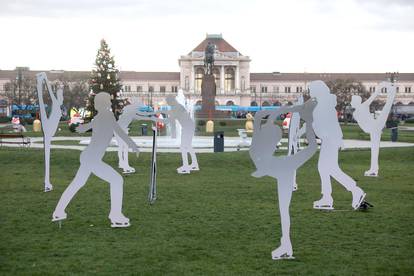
[364,89,381,106]
[113,121,138,152]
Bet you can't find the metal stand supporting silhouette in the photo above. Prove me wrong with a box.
[148,125,157,204]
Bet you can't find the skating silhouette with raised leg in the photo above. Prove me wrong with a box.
[36,72,64,192]
[351,82,396,177]
[250,98,318,260]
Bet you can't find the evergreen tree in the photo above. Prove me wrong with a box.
[87,39,125,118]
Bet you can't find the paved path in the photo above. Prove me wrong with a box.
[1,136,413,153]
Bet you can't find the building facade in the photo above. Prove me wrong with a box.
[1,34,414,111]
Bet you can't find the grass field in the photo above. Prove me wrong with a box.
[0,147,413,275]
[5,119,414,144]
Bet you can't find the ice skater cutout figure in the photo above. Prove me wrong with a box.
[351,82,396,177]
[52,93,139,228]
[249,99,318,260]
[309,80,366,210]
[163,95,199,174]
[116,101,159,174]
[287,95,306,191]
[36,72,64,192]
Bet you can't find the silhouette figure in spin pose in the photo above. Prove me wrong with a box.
[309,81,366,210]
[250,99,318,260]
[351,82,396,177]
[36,72,63,192]
[52,93,139,227]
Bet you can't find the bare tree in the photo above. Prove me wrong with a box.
[326,79,371,123]
[4,77,37,106]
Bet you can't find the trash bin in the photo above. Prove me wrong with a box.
[214,131,224,152]
[391,127,398,142]
[141,124,148,136]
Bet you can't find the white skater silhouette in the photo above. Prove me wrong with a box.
[250,99,318,260]
[351,82,396,177]
[163,95,199,174]
[116,101,159,174]
[36,72,63,192]
[52,92,139,228]
[170,89,189,141]
[288,95,306,191]
[309,80,366,210]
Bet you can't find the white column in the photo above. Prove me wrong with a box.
[220,65,225,94]
[235,65,240,93]
[190,65,194,94]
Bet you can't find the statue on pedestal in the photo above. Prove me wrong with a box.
[200,42,217,116]
[204,42,215,75]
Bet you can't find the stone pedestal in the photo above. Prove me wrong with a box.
[201,74,216,113]
[197,74,229,119]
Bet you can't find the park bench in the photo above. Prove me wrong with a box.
[0,132,31,147]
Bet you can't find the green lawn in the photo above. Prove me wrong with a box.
[4,118,414,142]
[0,147,413,275]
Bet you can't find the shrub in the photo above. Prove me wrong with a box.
[0,117,11,123]
[219,121,227,127]
[197,120,206,126]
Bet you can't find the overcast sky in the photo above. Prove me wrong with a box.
[0,0,413,73]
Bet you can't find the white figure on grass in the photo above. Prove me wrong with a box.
[288,95,306,191]
[351,82,396,177]
[163,95,199,174]
[52,92,139,227]
[170,89,188,141]
[116,101,159,174]
[309,80,366,210]
[36,72,63,192]
[250,99,318,260]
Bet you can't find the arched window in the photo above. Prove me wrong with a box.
[226,100,235,106]
[195,100,202,106]
[195,68,204,93]
[251,101,258,106]
[273,101,281,106]
[225,67,235,92]
[262,101,270,106]
[215,100,220,106]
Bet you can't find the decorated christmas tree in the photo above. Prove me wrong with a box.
[87,39,125,119]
